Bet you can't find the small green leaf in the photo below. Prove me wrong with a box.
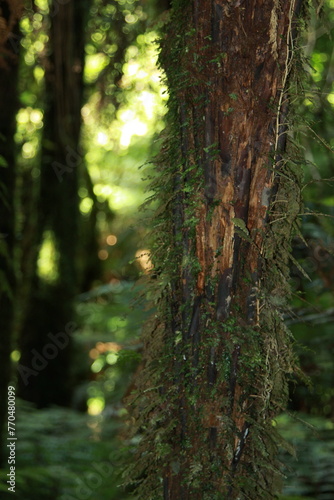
[232,218,252,242]
[232,218,248,232]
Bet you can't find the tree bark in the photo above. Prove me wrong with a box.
[129,1,306,499]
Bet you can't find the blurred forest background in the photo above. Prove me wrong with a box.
[0,0,334,499]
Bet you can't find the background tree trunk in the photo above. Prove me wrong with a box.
[17,0,91,408]
[0,0,22,464]
[128,1,306,498]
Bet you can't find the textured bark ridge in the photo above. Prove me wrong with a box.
[127,1,306,499]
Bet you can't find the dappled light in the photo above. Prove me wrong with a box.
[37,231,59,282]
[135,249,153,273]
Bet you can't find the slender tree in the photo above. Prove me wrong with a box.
[128,1,310,498]
[17,0,91,407]
[0,0,22,463]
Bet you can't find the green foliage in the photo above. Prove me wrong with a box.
[284,0,334,421]
[0,400,129,500]
[278,414,334,500]
[73,279,148,416]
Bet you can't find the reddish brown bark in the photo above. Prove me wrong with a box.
[182,0,298,317]
[162,1,301,498]
[129,1,304,499]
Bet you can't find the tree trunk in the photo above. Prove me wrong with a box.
[17,0,90,407]
[128,1,306,498]
[0,1,22,464]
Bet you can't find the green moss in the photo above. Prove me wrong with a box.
[123,2,315,499]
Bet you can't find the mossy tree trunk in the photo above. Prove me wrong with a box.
[0,1,22,464]
[129,1,306,499]
[17,0,90,408]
